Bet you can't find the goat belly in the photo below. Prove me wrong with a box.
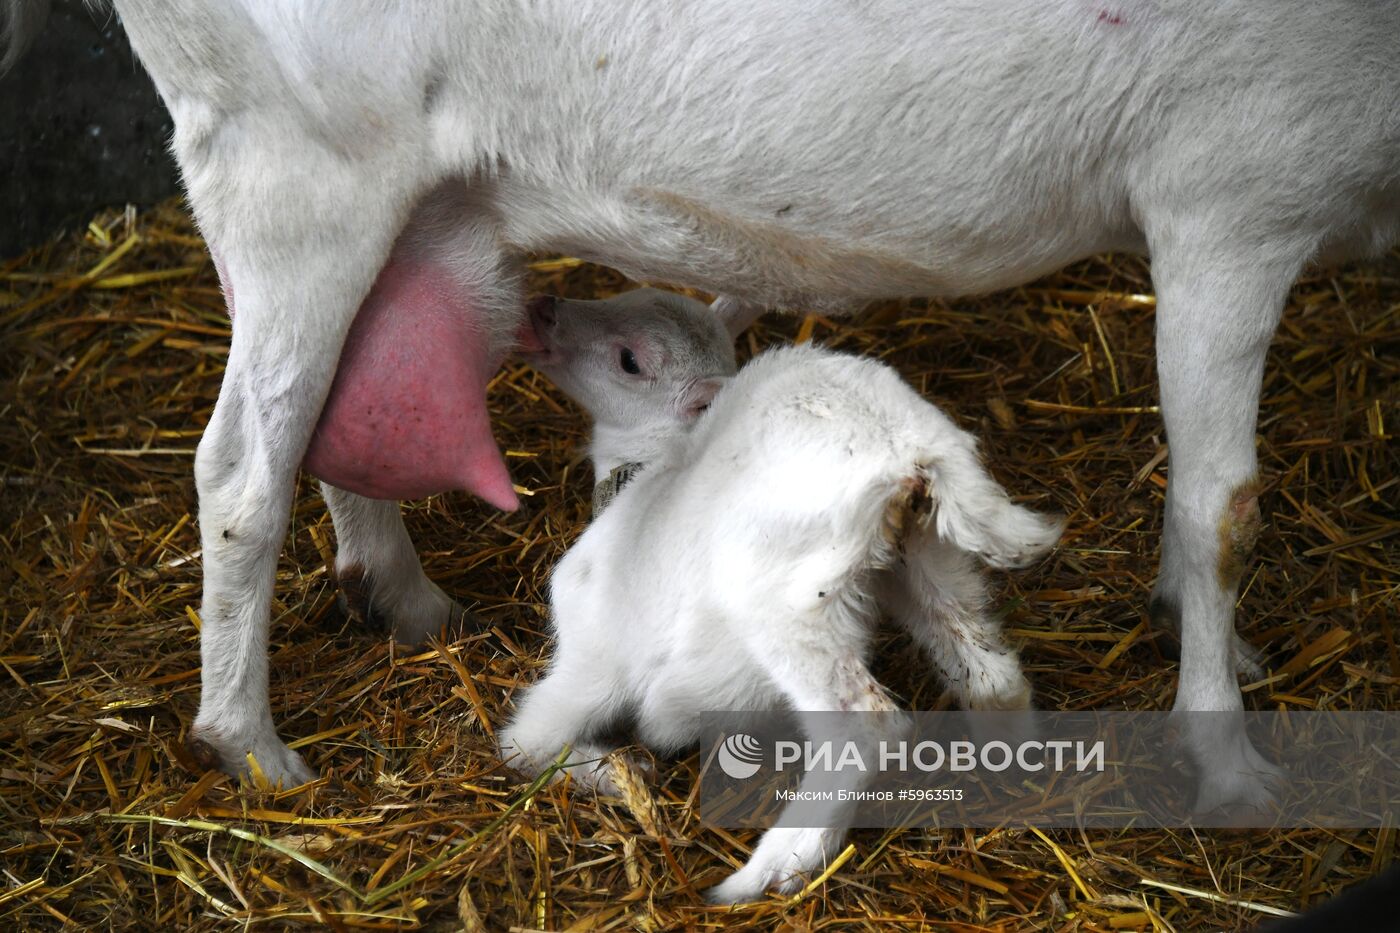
[301,260,519,509]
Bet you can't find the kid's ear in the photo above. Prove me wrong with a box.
[710,295,765,340]
[675,376,728,420]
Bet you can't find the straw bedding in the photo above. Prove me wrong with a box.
[1,200,1396,930]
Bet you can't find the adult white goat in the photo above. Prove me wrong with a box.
[3,1,1395,806]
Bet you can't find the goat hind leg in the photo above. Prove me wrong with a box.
[187,135,419,787]
[322,485,466,644]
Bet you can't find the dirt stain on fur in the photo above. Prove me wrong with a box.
[1217,477,1263,590]
[881,471,935,555]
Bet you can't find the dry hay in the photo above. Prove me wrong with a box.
[0,200,1396,931]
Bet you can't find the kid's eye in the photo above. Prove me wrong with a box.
[620,348,641,375]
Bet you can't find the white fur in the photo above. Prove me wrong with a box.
[5,0,1396,790]
[501,290,1061,901]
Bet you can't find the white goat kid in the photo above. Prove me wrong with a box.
[499,289,1062,902]
[5,1,1396,798]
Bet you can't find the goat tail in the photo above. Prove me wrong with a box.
[1,0,47,74]
[898,444,1064,570]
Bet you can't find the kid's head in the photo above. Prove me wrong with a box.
[521,288,749,430]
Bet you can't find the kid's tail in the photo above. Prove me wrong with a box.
[896,441,1063,570]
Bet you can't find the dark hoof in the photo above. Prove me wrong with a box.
[334,564,387,632]
[186,734,226,773]
[1147,592,1183,659]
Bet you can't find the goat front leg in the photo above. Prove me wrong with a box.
[1148,242,1296,811]
[185,132,420,786]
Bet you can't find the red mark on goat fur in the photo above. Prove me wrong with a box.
[1097,10,1126,26]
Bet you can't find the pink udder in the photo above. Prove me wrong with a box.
[218,256,519,509]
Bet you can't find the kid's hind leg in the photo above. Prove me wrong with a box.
[883,527,1031,712]
[708,591,908,904]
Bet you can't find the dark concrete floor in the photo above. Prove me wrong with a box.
[1,1,178,257]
